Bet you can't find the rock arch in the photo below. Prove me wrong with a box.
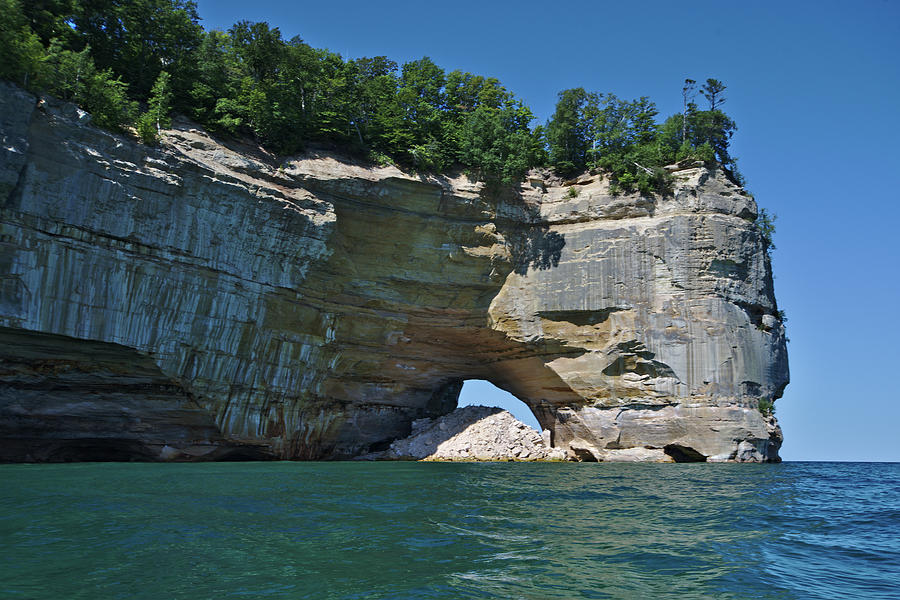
[0,83,787,462]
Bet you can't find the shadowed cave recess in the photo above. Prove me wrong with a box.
[0,83,788,463]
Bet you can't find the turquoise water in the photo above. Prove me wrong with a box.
[1,462,897,599]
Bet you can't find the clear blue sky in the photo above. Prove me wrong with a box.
[197,0,900,461]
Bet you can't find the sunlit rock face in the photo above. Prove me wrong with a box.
[0,83,788,462]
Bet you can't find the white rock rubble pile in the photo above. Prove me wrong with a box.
[381,405,567,461]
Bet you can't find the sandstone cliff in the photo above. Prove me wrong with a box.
[0,83,788,462]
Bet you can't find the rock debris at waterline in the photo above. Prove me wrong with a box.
[365,406,568,462]
[0,82,788,463]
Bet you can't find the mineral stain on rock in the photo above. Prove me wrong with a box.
[0,83,788,463]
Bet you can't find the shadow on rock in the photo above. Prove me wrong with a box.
[488,185,565,276]
[508,225,565,275]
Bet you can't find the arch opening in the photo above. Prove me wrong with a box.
[456,379,541,431]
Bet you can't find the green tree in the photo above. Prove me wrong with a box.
[348,56,399,152]
[309,49,356,145]
[701,78,726,110]
[658,78,739,177]
[138,70,173,143]
[546,87,593,175]
[389,57,447,168]
[588,93,626,156]
[188,29,237,126]
[655,113,683,162]
[755,208,776,250]
[690,108,736,166]
[81,69,135,130]
[207,23,316,153]
[19,0,76,46]
[443,72,503,161]
[71,0,202,100]
[459,96,541,186]
[34,38,135,130]
[589,94,658,157]
[629,96,658,146]
[0,0,46,87]
[148,71,173,131]
[681,78,697,143]
[38,39,94,101]
[229,20,284,83]
[445,70,487,117]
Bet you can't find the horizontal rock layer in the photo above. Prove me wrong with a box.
[0,83,788,462]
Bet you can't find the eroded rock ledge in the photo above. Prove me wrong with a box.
[0,83,788,463]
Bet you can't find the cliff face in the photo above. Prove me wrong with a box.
[0,83,788,462]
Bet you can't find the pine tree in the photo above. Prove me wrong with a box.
[701,78,727,110]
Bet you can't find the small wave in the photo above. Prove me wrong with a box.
[432,521,533,542]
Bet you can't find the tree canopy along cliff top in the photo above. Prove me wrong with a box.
[2,0,744,193]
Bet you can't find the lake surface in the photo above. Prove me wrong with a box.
[1,462,897,599]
